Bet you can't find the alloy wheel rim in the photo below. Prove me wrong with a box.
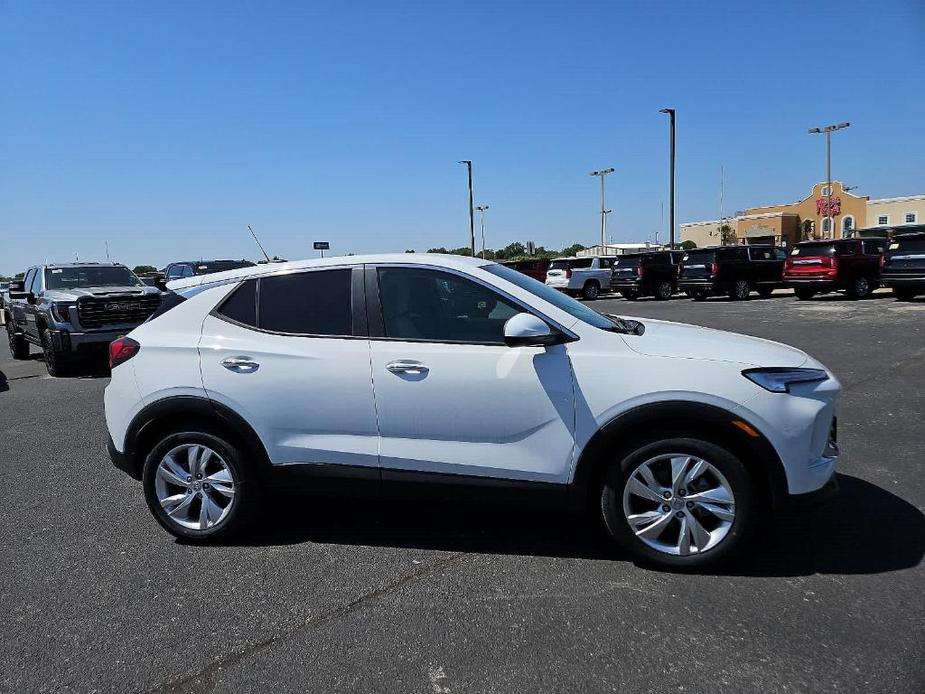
[154,444,236,531]
[622,453,736,557]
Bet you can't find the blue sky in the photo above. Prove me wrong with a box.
[1,0,923,274]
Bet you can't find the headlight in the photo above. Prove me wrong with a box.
[52,302,75,322]
[742,367,828,393]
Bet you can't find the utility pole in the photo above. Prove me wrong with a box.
[659,108,676,248]
[719,165,725,245]
[589,167,615,251]
[458,160,475,255]
[105,241,111,262]
[475,205,489,259]
[808,122,849,239]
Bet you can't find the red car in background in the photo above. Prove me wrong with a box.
[501,258,551,282]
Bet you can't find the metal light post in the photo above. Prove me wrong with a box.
[808,122,849,239]
[475,205,489,259]
[589,168,615,251]
[458,160,476,255]
[659,108,676,248]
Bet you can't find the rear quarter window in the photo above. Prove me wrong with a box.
[215,279,257,326]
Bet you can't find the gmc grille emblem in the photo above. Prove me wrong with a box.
[105,302,134,311]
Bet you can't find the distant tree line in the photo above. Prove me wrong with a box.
[424,242,586,261]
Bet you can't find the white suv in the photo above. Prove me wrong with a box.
[105,254,840,568]
[545,256,615,300]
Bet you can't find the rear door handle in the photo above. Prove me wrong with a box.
[386,360,429,375]
[221,356,259,373]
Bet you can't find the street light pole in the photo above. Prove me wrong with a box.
[458,160,476,255]
[475,205,489,259]
[659,108,676,248]
[808,122,849,239]
[589,167,615,251]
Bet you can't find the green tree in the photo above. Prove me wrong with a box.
[132,265,158,275]
[14,272,25,280]
[680,240,697,250]
[560,243,586,257]
[719,224,736,245]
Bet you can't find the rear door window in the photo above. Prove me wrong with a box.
[258,269,353,336]
[570,258,593,269]
[216,279,257,327]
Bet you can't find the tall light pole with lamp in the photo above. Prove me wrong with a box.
[475,205,489,259]
[589,168,615,252]
[458,160,476,255]
[808,122,850,239]
[659,108,676,248]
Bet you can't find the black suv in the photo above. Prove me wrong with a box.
[881,232,925,301]
[610,251,684,300]
[783,238,887,300]
[162,259,256,283]
[678,245,787,301]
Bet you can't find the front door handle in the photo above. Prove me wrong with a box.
[221,356,259,373]
[386,360,429,375]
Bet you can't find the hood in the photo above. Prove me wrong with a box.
[619,317,808,368]
[44,286,161,301]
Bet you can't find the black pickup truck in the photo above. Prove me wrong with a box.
[880,232,925,301]
[5,263,161,375]
[678,245,787,301]
[610,251,684,300]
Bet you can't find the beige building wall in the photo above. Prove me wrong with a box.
[680,220,734,247]
[866,196,925,229]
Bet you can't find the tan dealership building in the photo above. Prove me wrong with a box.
[681,182,925,248]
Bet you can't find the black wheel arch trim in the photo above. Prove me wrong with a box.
[568,400,788,512]
[118,395,274,481]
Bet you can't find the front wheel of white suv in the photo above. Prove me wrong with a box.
[600,438,756,569]
[142,430,258,542]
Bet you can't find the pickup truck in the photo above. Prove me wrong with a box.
[4,263,162,375]
[544,256,615,300]
[880,232,925,301]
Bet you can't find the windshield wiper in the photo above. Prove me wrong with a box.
[603,313,646,336]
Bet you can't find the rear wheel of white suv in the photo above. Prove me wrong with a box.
[600,438,756,569]
[142,430,258,542]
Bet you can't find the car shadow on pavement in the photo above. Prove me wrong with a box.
[229,474,923,576]
[0,370,8,393]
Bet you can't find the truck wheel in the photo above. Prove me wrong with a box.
[6,320,29,360]
[846,277,872,300]
[729,280,750,301]
[600,437,756,569]
[41,329,69,377]
[794,288,816,301]
[893,287,916,302]
[654,281,673,301]
[582,281,600,301]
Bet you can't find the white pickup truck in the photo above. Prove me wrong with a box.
[545,256,615,300]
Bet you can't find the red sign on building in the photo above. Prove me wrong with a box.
[816,196,841,217]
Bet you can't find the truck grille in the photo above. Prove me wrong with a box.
[77,295,161,329]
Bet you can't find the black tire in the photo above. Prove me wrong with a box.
[6,319,29,360]
[846,276,872,300]
[620,290,639,301]
[41,329,69,377]
[582,281,600,301]
[654,281,673,301]
[691,290,708,302]
[600,437,756,570]
[142,430,259,542]
[757,287,774,299]
[794,288,816,301]
[893,287,916,301]
[728,280,751,301]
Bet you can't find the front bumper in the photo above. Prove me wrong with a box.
[48,327,129,353]
[787,471,839,507]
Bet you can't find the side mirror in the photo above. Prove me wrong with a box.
[9,290,33,302]
[9,281,24,292]
[503,312,559,347]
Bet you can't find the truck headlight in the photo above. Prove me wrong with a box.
[52,302,75,322]
[742,367,828,393]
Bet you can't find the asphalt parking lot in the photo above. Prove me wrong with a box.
[1,290,923,693]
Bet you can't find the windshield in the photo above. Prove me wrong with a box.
[485,263,616,331]
[791,243,835,257]
[682,249,716,263]
[44,266,143,290]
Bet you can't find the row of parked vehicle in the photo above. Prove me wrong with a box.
[501,231,925,302]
